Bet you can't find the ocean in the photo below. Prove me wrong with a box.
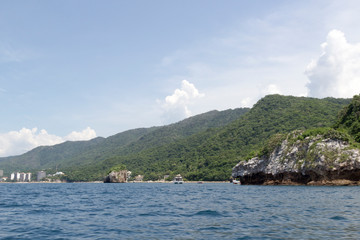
[0,183,359,239]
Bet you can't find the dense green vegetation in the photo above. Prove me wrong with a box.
[298,127,350,142]
[0,94,354,182]
[0,137,106,174]
[0,108,249,179]
[63,95,350,181]
[108,164,127,173]
[335,94,360,142]
[253,127,353,163]
[247,94,360,164]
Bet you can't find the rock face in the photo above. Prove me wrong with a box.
[232,132,360,185]
[104,170,127,183]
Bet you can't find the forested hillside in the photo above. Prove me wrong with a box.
[0,95,351,181]
[63,95,350,181]
[232,94,360,185]
[0,108,249,177]
[335,94,360,142]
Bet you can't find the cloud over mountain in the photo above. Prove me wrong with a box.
[306,30,360,98]
[160,80,204,123]
[0,127,96,157]
[64,127,97,141]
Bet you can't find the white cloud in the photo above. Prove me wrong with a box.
[160,80,204,123]
[306,29,360,98]
[64,127,97,141]
[240,97,253,108]
[261,84,282,96]
[0,127,97,157]
[155,4,316,115]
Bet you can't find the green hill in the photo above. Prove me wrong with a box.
[0,95,351,182]
[0,108,249,177]
[0,137,106,174]
[232,94,360,185]
[335,94,360,142]
[64,95,350,181]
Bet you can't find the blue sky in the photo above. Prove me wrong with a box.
[1,0,360,157]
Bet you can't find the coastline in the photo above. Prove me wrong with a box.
[0,180,229,184]
[3,179,360,185]
[259,179,360,186]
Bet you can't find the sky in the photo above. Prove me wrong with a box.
[1,0,360,157]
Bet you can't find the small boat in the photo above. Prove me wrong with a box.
[173,174,184,184]
[233,180,241,184]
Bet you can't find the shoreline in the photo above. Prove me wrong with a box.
[2,179,360,186]
[253,179,360,186]
[0,181,228,184]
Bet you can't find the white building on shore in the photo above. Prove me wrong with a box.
[10,172,31,182]
[37,171,46,181]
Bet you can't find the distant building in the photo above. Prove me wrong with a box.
[1,177,8,182]
[25,173,31,182]
[9,172,31,182]
[19,173,26,182]
[0,170,3,177]
[37,171,46,181]
[10,172,20,181]
[134,175,144,182]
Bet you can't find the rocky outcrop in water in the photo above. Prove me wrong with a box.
[232,131,360,185]
[104,170,128,183]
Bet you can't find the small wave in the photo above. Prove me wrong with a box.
[158,222,180,227]
[236,237,258,240]
[26,209,45,215]
[193,210,223,217]
[199,226,231,231]
[139,212,159,217]
[330,216,347,221]
[0,203,33,208]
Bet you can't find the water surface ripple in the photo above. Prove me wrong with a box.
[0,183,359,239]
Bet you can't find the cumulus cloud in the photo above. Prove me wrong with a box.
[306,29,360,98]
[64,127,97,141]
[161,80,204,122]
[237,84,282,108]
[0,127,97,157]
[240,97,253,108]
[261,84,282,96]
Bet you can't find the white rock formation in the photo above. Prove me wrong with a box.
[232,133,360,185]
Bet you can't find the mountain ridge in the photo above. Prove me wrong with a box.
[62,94,351,181]
[0,107,250,175]
[0,94,352,181]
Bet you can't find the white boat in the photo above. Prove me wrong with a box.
[173,174,184,184]
[233,180,241,184]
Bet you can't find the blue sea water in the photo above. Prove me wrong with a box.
[0,183,359,239]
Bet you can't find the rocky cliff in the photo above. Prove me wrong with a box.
[232,130,360,185]
[104,170,128,183]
